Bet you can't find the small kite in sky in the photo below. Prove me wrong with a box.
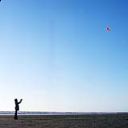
[106,26,111,32]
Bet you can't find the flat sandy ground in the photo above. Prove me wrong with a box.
[0,114,128,128]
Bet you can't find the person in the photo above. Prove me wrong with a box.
[14,98,23,120]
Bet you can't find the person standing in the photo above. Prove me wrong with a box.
[14,98,23,120]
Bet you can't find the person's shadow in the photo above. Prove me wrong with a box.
[14,98,23,120]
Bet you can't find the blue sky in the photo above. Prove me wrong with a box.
[0,0,128,112]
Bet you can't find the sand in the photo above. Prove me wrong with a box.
[0,114,128,128]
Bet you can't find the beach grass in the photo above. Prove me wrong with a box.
[0,113,128,128]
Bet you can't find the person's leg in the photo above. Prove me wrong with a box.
[14,110,18,120]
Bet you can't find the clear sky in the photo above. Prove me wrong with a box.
[0,0,128,112]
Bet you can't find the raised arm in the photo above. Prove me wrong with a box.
[18,99,23,104]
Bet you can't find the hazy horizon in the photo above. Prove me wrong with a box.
[0,0,128,112]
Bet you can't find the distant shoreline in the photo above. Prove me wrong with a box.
[0,111,128,115]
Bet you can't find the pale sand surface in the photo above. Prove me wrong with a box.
[0,114,128,128]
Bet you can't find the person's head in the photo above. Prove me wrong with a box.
[14,98,18,103]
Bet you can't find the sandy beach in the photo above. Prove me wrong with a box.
[0,113,128,128]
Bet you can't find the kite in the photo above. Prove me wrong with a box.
[106,26,111,32]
